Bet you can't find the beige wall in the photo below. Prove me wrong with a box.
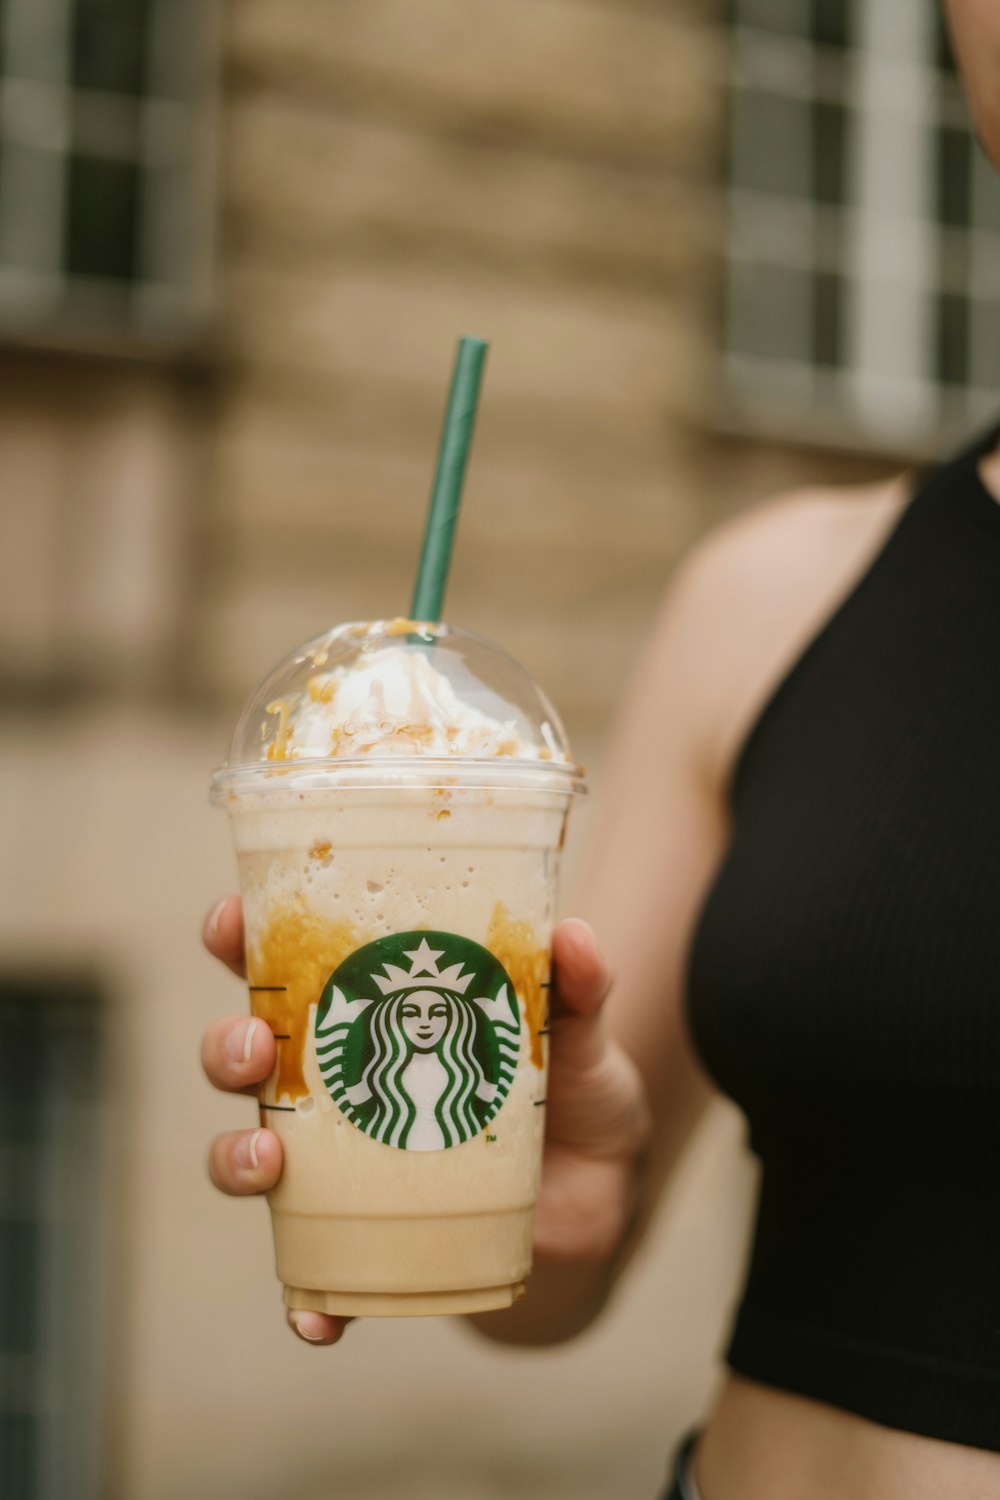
[0,2,906,1497]
[0,360,204,693]
[200,0,725,734]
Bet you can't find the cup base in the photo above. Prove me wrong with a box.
[283,1281,526,1317]
[270,1205,535,1315]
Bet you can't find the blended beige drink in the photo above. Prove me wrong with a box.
[211,619,583,1316]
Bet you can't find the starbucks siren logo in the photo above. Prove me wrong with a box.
[315,932,521,1151]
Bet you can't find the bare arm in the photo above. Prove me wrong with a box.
[467,558,730,1346]
[471,475,912,1345]
[577,571,730,1241]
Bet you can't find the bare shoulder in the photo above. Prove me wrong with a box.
[655,472,913,794]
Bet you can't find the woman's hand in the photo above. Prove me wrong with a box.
[201,896,649,1346]
[462,917,651,1346]
[200,895,349,1346]
[532,917,650,1265]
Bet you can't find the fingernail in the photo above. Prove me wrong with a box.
[207,898,228,939]
[227,1018,258,1065]
[234,1129,261,1171]
[289,1312,331,1344]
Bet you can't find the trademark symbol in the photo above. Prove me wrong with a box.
[485,1133,497,1143]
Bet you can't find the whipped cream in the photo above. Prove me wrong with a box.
[265,645,563,763]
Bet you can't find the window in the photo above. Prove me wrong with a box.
[0,978,113,1500]
[722,0,1000,452]
[0,0,215,346]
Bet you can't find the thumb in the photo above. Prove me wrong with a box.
[551,919,613,1018]
[549,919,613,1073]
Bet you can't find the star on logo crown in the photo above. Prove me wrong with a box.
[372,938,475,995]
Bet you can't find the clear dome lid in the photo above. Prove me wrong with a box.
[210,619,585,798]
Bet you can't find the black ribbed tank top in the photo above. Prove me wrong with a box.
[686,424,1000,1450]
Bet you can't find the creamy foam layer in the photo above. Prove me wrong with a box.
[266,644,564,763]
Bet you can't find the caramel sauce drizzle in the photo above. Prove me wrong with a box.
[247,901,361,1101]
[302,675,448,756]
[384,618,437,637]
[344,618,438,639]
[265,699,293,761]
[246,898,549,1098]
[486,902,550,1070]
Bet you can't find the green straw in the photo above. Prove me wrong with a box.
[410,336,489,622]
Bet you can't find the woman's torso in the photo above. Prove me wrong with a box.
[696,1376,1000,1500]
[686,433,1000,1498]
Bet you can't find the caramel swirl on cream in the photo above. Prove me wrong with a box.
[264,644,564,764]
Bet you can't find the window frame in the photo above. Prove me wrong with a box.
[716,0,1000,458]
[0,971,126,1500]
[0,0,219,357]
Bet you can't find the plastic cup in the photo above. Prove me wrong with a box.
[210,621,585,1316]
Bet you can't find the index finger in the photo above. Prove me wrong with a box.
[203,896,247,980]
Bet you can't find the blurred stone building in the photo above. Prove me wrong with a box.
[1,2,997,1498]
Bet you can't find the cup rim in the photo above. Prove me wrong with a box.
[210,754,587,802]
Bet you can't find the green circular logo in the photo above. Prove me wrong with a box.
[315,932,521,1151]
